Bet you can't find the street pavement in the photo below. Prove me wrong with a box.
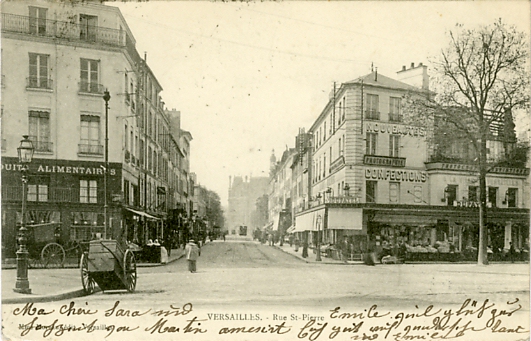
[1,247,186,304]
[2,238,528,305]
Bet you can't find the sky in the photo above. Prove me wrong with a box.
[109,1,530,206]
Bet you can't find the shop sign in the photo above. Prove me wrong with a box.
[1,163,117,176]
[366,123,426,137]
[365,168,427,182]
[327,197,360,204]
[454,201,479,208]
[364,155,406,167]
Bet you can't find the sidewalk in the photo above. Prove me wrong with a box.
[1,247,185,304]
[270,242,363,265]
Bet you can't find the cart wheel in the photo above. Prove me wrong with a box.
[80,252,95,294]
[123,249,137,293]
[41,243,65,268]
[29,257,42,269]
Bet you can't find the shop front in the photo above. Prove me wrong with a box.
[1,157,122,259]
[365,205,529,262]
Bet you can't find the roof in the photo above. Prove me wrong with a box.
[346,71,420,92]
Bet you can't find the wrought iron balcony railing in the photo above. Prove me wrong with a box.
[365,110,380,120]
[79,81,105,94]
[388,113,402,122]
[28,136,53,152]
[26,77,53,90]
[2,13,126,48]
[2,186,104,203]
[78,143,103,155]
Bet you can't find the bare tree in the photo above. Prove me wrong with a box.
[407,19,529,265]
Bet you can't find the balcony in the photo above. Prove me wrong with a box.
[365,110,380,120]
[125,150,131,163]
[28,136,53,152]
[2,13,126,48]
[78,143,103,155]
[2,186,104,203]
[79,81,105,95]
[388,113,402,122]
[26,77,53,90]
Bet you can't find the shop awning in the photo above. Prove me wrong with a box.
[328,208,363,230]
[262,221,274,230]
[295,208,325,232]
[271,215,280,231]
[126,208,160,220]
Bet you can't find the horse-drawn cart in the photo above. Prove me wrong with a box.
[25,222,84,268]
[80,240,137,294]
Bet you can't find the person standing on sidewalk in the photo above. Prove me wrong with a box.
[185,239,200,273]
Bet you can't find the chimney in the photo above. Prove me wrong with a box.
[374,67,378,82]
[397,62,429,91]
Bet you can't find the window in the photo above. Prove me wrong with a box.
[79,14,98,41]
[488,187,497,207]
[29,6,47,35]
[338,138,342,156]
[29,53,50,89]
[468,186,478,202]
[366,181,377,203]
[323,153,326,178]
[366,94,379,120]
[507,188,518,208]
[446,185,458,206]
[389,97,402,122]
[366,132,377,155]
[341,98,346,121]
[80,59,100,93]
[28,177,49,202]
[323,122,327,141]
[389,134,400,157]
[124,180,130,205]
[29,111,51,152]
[80,115,101,154]
[80,179,98,203]
[124,73,130,103]
[413,185,422,203]
[389,182,400,203]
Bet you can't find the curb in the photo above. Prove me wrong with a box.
[3,287,103,305]
[2,253,185,304]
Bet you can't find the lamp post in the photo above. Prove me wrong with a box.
[316,214,322,261]
[103,90,111,239]
[14,135,34,294]
[344,183,350,197]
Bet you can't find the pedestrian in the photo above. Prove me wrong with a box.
[341,236,350,263]
[268,233,273,246]
[185,239,200,273]
[509,242,516,263]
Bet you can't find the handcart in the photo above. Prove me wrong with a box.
[80,239,137,294]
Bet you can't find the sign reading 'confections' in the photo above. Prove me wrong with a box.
[365,168,427,182]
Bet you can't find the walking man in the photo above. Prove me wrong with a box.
[185,239,200,273]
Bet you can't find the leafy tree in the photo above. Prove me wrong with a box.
[407,20,529,265]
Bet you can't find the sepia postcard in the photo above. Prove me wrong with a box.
[1,1,530,340]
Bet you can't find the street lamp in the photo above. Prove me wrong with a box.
[14,135,34,294]
[103,90,111,239]
[344,183,350,197]
[316,214,322,261]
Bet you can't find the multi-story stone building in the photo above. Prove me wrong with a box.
[268,148,297,236]
[292,64,529,260]
[1,0,194,260]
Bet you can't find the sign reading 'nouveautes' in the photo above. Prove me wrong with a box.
[366,123,426,137]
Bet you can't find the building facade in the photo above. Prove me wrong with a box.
[291,64,529,260]
[227,175,268,236]
[1,0,194,260]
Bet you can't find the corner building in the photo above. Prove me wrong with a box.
[294,64,529,261]
[1,1,194,260]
